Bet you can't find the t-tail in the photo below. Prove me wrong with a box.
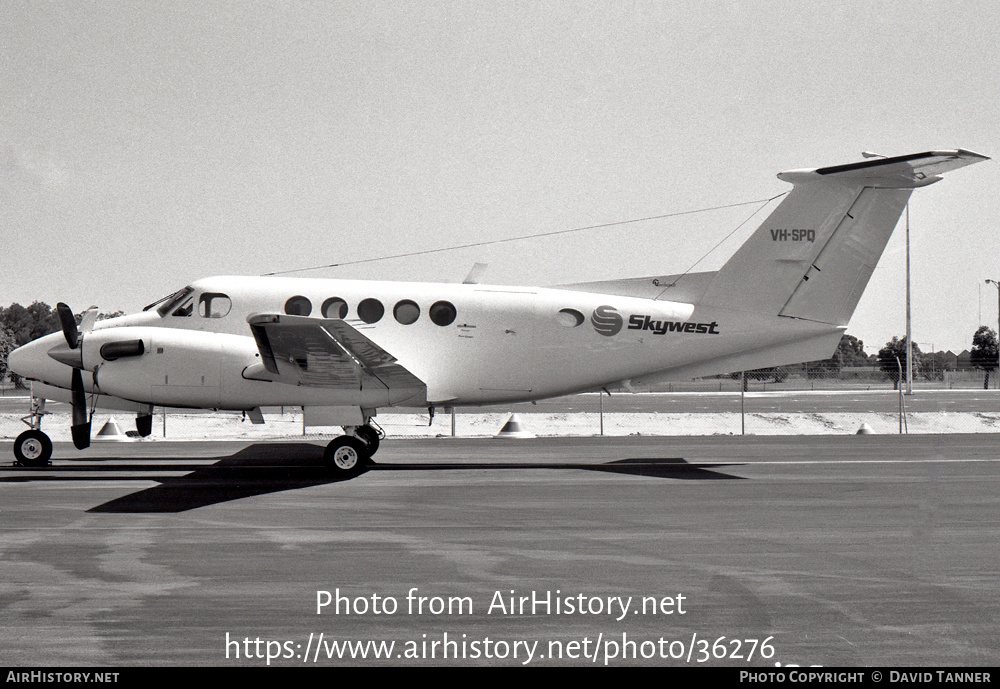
[698,149,989,324]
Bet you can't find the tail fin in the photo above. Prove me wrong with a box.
[699,150,988,324]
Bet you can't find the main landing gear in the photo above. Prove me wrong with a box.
[324,422,383,477]
[14,397,52,467]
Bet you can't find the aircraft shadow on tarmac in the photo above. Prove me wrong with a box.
[2,443,744,512]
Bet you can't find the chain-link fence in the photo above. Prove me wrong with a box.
[4,370,1000,440]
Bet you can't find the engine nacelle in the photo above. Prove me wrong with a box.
[86,327,258,408]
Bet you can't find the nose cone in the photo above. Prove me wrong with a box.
[7,333,74,388]
[8,338,41,377]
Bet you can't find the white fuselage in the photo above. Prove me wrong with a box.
[9,274,841,412]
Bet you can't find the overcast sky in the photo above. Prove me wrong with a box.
[2,1,997,353]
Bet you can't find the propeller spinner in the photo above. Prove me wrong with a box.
[47,302,94,369]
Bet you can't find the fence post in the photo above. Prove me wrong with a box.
[895,356,908,434]
[740,371,746,435]
[599,390,604,436]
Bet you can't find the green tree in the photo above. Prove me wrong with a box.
[806,334,868,378]
[969,326,998,389]
[97,310,125,321]
[0,327,16,387]
[0,302,60,347]
[0,302,61,389]
[835,334,869,367]
[877,336,922,390]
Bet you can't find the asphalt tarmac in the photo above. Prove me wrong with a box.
[1,435,998,667]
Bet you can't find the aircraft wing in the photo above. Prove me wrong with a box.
[247,314,426,395]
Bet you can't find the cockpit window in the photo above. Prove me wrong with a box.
[152,287,194,317]
[199,293,232,318]
[171,294,195,317]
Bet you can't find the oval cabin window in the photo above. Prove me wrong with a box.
[429,301,457,326]
[394,300,420,325]
[556,308,585,327]
[357,298,384,324]
[284,296,312,316]
[322,297,348,319]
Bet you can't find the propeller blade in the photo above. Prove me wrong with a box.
[136,414,153,438]
[70,367,91,450]
[136,404,154,438]
[56,302,79,349]
[79,306,99,334]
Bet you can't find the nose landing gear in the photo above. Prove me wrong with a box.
[14,430,53,467]
[13,397,52,467]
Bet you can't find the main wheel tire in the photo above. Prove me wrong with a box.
[324,436,369,476]
[354,425,380,456]
[14,430,52,467]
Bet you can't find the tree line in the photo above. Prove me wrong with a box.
[738,330,999,389]
[875,326,998,389]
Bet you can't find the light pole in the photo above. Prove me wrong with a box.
[985,279,1000,386]
[863,152,913,394]
[904,201,913,394]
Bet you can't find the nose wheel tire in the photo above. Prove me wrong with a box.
[324,436,370,477]
[14,430,53,467]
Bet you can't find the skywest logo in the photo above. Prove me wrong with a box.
[591,305,623,336]
[628,315,720,335]
[591,306,720,336]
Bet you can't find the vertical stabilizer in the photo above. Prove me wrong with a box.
[699,150,988,324]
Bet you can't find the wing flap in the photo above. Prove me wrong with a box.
[247,314,426,394]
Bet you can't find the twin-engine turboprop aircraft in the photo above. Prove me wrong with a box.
[7,149,988,474]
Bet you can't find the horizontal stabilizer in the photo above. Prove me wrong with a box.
[807,149,989,186]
